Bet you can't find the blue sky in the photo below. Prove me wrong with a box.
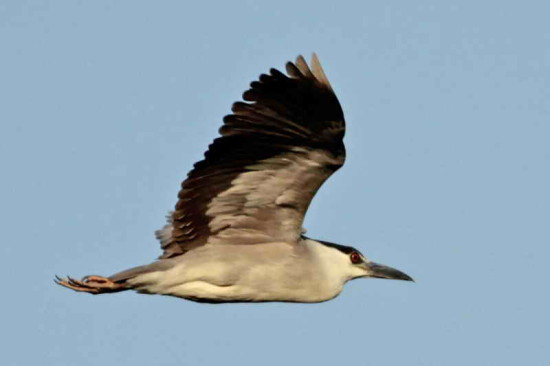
[1,1,549,365]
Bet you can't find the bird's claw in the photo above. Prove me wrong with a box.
[54,274,122,294]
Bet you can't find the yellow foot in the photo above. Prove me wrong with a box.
[54,275,124,294]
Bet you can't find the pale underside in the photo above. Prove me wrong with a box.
[125,238,352,303]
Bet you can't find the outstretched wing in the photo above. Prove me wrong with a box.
[159,54,346,258]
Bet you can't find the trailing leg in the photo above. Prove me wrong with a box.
[55,275,128,294]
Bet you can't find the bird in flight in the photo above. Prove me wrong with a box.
[56,54,412,303]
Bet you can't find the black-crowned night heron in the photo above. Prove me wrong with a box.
[56,54,413,303]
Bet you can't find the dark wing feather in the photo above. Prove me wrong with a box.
[159,54,345,258]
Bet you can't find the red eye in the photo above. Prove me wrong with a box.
[350,252,362,264]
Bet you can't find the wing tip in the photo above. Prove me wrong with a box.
[309,52,333,91]
[288,53,333,91]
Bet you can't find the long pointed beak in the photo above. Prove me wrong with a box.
[364,262,414,282]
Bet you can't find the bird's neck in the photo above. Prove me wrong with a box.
[302,238,354,286]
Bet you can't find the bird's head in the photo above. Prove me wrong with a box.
[315,239,414,282]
